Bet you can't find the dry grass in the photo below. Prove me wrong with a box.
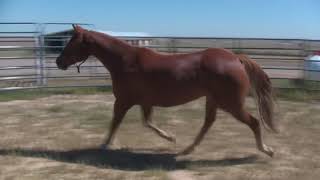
[0,93,319,180]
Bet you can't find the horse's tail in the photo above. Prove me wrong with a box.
[237,54,278,133]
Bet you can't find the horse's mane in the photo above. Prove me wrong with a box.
[87,30,134,55]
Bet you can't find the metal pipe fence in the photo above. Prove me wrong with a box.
[1,22,320,91]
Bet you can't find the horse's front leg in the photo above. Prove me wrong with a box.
[100,99,132,149]
[141,105,176,143]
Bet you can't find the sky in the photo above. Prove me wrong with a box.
[0,0,320,39]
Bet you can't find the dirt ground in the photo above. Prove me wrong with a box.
[0,93,319,180]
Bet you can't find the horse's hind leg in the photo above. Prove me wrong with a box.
[230,108,274,157]
[178,97,217,155]
[141,105,176,143]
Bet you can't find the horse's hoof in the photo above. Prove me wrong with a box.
[177,147,194,156]
[262,144,274,157]
[167,136,176,144]
[267,150,274,157]
[265,148,274,157]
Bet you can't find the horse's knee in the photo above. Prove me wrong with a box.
[142,120,149,127]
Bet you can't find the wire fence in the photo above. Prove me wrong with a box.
[1,22,320,91]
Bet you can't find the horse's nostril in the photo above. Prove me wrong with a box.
[56,57,67,70]
[56,60,61,67]
[56,57,60,64]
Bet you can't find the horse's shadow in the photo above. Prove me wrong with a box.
[0,147,263,171]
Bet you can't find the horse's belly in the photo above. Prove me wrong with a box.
[143,83,207,107]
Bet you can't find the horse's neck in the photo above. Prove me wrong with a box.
[87,31,135,76]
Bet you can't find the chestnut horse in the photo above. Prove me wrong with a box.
[56,25,277,157]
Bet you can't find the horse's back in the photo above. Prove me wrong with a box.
[136,47,250,92]
[137,47,243,75]
[137,47,203,74]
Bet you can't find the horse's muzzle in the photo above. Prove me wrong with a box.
[56,57,68,70]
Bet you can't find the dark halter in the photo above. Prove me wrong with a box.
[76,59,87,73]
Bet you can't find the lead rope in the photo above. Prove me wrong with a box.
[76,59,87,73]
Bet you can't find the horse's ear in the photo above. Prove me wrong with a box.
[72,24,83,33]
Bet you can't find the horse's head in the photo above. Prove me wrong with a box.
[56,25,90,70]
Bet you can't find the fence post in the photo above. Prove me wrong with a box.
[298,40,309,89]
[232,39,241,54]
[169,38,177,53]
[34,23,47,87]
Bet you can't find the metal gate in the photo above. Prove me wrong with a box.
[0,22,109,91]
